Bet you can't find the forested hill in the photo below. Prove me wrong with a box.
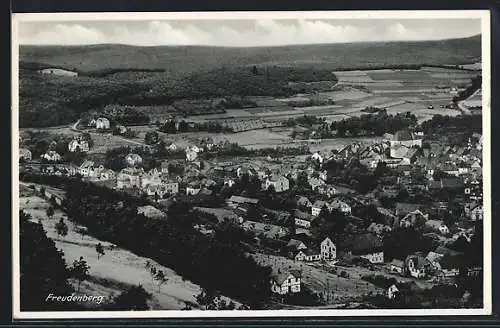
[19,34,481,74]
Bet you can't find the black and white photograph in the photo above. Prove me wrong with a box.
[11,10,491,318]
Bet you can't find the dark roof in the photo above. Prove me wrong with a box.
[302,248,320,256]
[405,255,429,269]
[396,281,421,293]
[294,210,315,222]
[394,130,415,141]
[287,239,306,248]
[435,246,463,257]
[390,259,404,267]
[441,178,465,189]
[350,233,383,255]
[438,254,465,270]
[395,202,426,216]
[271,271,297,285]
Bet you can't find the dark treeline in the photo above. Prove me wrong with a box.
[420,115,482,136]
[330,110,418,137]
[333,63,478,72]
[20,211,76,311]
[325,159,389,194]
[79,68,166,77]
[32,176,273,308]
[159,120,232,134]
[82,105,150,126]
[453,75,482,103]
[202,143,310,160]
[284,115,325,128]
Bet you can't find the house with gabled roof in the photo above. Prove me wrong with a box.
[404,253,432,279]
[320,237,336,261]
[265,174,289,192]
[296,195,312,209]
[311,200,332,217]
[294,248,321,262]
[294,210,316,229]
[286,238,307,251]
[350,233,384,263]
[389,259,405,275]
[19,148,32,162]
[270,270,301,295]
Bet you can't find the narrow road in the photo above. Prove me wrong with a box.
[70,119,82,132]
[457,88,481,115]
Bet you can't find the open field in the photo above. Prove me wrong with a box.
[19,185,239,310]
[180,64,479,128]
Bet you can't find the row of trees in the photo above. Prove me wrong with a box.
[158,120,232,134]
[330,110,418,137]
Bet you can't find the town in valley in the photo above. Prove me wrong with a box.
[17,20,485,312]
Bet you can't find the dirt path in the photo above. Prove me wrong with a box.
[19,192,239,310]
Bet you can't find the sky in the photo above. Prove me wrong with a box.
[17,18,482,47]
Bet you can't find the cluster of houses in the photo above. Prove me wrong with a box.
[68,136,90,152]
[20,124,484,302]
[88,117,111,130]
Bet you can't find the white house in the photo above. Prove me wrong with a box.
[41,150,62,162]
[317,184,338,197]
[295,249,321,262]
[308,177,325,190]
[39,68,78,77]
[116,167,143,189]
[389,259,405,275]
[265,175,290,193]
[163,181,179,195]
[186,146,200,162]
[95,117,110,130]
[330,199,351,214]
[294,210,316,229]
[161,162,169,174]
[311,152,324,164]
[386,284,400,299]
[141,170,163,189]
[425,220,450,235]
[311,200,331,217]
[469,204,483,221]
[270,271,301,295]
[19,148,32,161]
[186,185,201,195]
[125,153,143,167]
[224,178,236,188]
[78,160,95,177]
[68,138,89,152]
[405,255,429,279]
[360,251,384,264]
[390,130,423,149]
[320,237,336,261]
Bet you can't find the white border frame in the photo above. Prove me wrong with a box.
[11,10,492,320]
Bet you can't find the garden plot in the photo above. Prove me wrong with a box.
[319,88,371,101]
[366,70,431,81]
